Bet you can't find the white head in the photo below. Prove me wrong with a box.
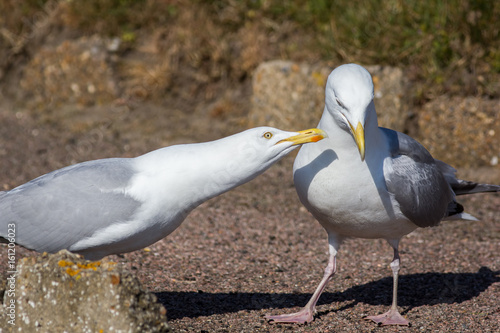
[217,126,328,182]
[324,64,375,160]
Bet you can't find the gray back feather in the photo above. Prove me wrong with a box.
[0,158,141,253]
[381,128,454,227]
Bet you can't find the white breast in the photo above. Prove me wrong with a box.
[294,138,417,240]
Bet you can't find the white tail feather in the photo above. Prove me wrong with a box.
[443,212,479,221]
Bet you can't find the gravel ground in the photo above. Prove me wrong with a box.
[5,157,498,332]
[128,160,500,333]
[1,110,499,332]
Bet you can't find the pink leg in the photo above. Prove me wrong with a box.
[365,247,409,326]
[266,252,337,324]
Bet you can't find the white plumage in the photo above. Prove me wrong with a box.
[1,127,326,260]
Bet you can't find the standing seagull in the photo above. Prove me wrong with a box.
[1,127,326,261]
[266,64,500,325]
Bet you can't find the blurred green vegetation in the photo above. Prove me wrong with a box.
[201,0,500,100]
[1,0,499,102]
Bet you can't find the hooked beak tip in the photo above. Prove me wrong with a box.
[276,128,328,146]
[349,121,365,161]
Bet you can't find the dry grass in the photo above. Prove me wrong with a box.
[1,0,498,105]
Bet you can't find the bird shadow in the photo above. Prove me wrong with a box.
[293,149,337,191]
[155,266,498,320]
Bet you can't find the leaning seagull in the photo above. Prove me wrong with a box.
[1,127,326,261]
[265,64,500,325]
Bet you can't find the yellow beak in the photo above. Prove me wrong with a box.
[276,128,328,146]
[349,121,365,161]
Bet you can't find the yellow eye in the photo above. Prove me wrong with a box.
[263,132,273,139]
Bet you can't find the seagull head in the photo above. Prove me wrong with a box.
[227,127,327,174]
[257,126,327,162]
[324,64,375,161]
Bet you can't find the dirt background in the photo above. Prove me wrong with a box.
[0,1,499,332]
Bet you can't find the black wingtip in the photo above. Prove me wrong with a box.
[452,180,500,196]
[446,201,464,217]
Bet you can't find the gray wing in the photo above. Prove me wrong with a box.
[381,128,454,227]
[1,158,141,253]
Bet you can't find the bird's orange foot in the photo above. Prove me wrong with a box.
[265,308,314,324]
[365,308,409,326]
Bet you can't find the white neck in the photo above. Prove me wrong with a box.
[132,138,277,215]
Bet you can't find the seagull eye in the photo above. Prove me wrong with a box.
[336,98,344,108]
[263,132,273,139]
